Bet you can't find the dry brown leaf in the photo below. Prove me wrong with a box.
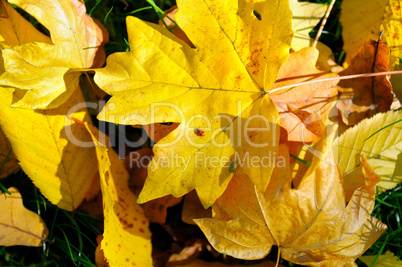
[338,39,393,125]
[167,239,206,266]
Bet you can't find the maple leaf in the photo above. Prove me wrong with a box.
[158,6,193,47]
[341,0,402,68]
[94,0,293,206]
[0,0,51,46]
[0,87,99,211]
[0,187,48,247]
[255,0,327,51]
[334,109,402,201]
[85,123,153,267]
[0,0,104,109]
[270,47,338,144]
[195,128,387,265]
[126,148,182,224]
[338,39,393,125]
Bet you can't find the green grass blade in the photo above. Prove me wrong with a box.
[370,234,389,267]
[0,147,12,173]
[363,119,402,141]
[56,226,77,266]
[290,153,311,166]
[124,6,153,15]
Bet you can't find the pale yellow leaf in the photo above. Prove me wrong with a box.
[0,87,98,211]
[0,187,48,247]
[360,251,402,266]
[334,109,402,201]
[0,0,104,108]
[288,0,327,51]
[256,0,326,51]
[0,0,51,46]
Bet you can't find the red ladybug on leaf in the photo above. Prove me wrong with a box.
[194,128,205,137]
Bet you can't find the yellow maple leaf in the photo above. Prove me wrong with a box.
[94,0,293,207]
[0,0,51,46]
[0,187,48,247]
[85,123,153,267]
[255,0,327,51]
[0,0,104,109]
[195,127,387,265]
[126,148,183,224]
[341,0,402,68]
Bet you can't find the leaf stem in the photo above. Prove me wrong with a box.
[268,70,402,95]
[275,247,281,267]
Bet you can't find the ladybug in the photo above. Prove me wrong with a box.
[195,128,205,137]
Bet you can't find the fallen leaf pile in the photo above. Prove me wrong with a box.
[0,0,401,266]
